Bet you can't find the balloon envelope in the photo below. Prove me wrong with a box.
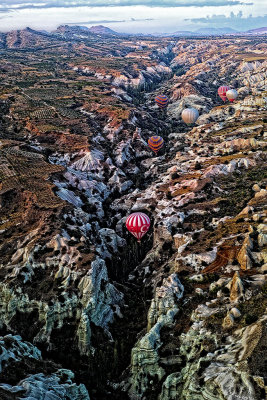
[155,95,169,109]
[181,108,199,125]
[218,86,230,102]
[126,212,150,241]
[148,136,164,153]
[226,89,238,102]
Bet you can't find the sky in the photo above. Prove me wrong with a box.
[0,0,266,33]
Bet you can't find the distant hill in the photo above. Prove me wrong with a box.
[166,26,267,37]
[195,27,237,35]
[4,27,55,49]
[245,27,267,35]
[167,27,237,37]
[88,25,119,35]
[171,30,195,37]
[56,25,92,35]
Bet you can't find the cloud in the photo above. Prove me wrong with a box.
[131,17,154,21]
[0,0,253,12]
[67,19,127,24]
[186,11,267,30]
[67,17,154,24]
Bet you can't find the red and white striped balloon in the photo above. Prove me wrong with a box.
[218,86,230,102]
[126,212,150,242]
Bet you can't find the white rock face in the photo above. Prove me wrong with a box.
[159,311,267,400]
[0,255,124,356]
[168,94,212,119]
[56,187,84,208]
[76,60,171,90]
[129,274,184,398]
[0,335,41,373]
[147,274,184,330]
[71,150,104,172]
[0,370,90,400]
[0,335,90,399]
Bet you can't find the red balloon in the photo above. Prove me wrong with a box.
[218,86,230,102]
[126,212,150,242]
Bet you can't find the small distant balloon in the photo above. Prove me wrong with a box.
[218,86,230,102]
[148,136,164,154]
[226,89,238,103]
[181,108,199,125]
[126,212,150,242]
[155,95,169,109]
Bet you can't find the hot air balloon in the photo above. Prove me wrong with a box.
[218,86,230,102]
[148,136,164,154]
[226,89,238,103]
[155,95,169,109]
[126,212,150,242]
[181,108,199,125]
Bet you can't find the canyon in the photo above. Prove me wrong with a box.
[0,27,266,399]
